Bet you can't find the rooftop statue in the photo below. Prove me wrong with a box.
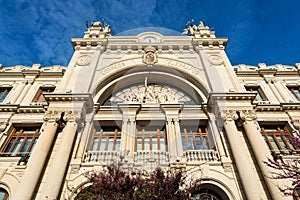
[183,20,214,38]
[85,19,111,38]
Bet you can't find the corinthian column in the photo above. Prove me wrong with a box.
[41,111,80,200]
[12,111,61,200]
[222,110,263,200]
[240,110,289,200]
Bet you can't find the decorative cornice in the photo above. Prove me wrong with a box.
[208,92,256,106]
[44,93,94,108]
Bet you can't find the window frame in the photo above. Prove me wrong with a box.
[245,85,268,101]
[287,86,300,101]
[89,126,121,152]
[181,126,212,151]
[0,126,40,157]
[135,127,167,151]
[33,86,55,102]
[261,125,298,155]
[0,87,11,103]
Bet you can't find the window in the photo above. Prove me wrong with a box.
[33,87,55,102]
[245,86,267,101]
[0,88,11,103]
[0,126,40,157]
[287,86,300,101]
[135,124,167,151]
[181,125,211,151]
[89,126,121,152]
[0,188,8,200]
[261,125,298,155]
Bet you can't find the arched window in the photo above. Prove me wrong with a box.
[0,188,9,200]
[192,184,230,200]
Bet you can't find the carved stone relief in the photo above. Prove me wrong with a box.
[77,55,91,66]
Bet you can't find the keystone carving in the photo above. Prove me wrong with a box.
[142,46,158,66]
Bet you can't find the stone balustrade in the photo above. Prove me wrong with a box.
[183,150,220,162]
[82,150,220,166]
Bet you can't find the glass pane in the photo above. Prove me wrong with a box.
[4,138,15,154]
[256,93,263,101]
[160,137,165,151]
[28,138,38,153]
[152,137,158,150]
[203,137,209,149]
[188,136,194,150]
[137,138,142,151]
[100,139,106,151]
[92,138,99,151]
[20,138,32,155]
[195,136,202,150]
[181,136,186,151]
[276,135,289,152]
[107,138,114,151]
[23,130,36,134]
[144,137,150,150]
[115,137,120,152]
[268,135,280,153]
[11,138,24,156]
[0,90,9,103]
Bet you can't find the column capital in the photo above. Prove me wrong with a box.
[43,111,62,122]
[221,110,238,121]
[63,110,82,123]
[239,109,257,121]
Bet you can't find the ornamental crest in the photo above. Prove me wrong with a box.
[142,46,158,66]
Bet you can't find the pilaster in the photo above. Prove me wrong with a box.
[161,103,182,161]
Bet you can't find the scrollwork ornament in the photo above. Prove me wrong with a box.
[43,111,61,122]
[239,110,257,121]
[63,111,82,123]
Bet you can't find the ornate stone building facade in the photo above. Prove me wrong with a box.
[0,21,299,199]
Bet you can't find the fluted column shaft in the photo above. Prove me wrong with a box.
[42,117,78,200]
[240,110,288,200]
[222,110,262,200]
[12,111,60,200]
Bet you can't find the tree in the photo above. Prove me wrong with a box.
[74,166,202,200]
[265,134,300,198]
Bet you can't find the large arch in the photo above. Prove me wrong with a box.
[93,57,210,105]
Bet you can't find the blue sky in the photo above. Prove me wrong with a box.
[0,0,299,67]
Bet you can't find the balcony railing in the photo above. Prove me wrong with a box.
[183,150,220,162]
[82,150,220,166]
[82,150,170,166]
[134,150,170,166]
